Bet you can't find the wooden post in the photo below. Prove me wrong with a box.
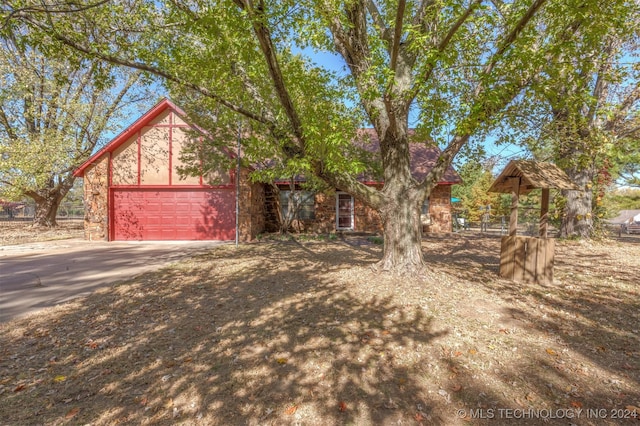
[509,177,520,236]
[540,188,549,238]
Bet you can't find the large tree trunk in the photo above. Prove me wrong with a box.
[560,167,595,238]
[374,128,426,273]
[27,178,74,228]
[378,186,425,272]
[32,192,63,227]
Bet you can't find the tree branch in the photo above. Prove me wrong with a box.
[409,0,482,100]
[476,0,548,94]
[605,83,640,133]
[0,106,18,140]
[412,0,436,27]
[365,0,391,43]
[14,12,276,129]
[232,0,305,151]
[389,0,407,75]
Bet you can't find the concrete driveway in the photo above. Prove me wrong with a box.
[0,239,227,323]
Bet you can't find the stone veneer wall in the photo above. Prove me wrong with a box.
[266,184,452,234]
[426,184,452,233]
[238,168,265,241]
[309,191,336,233]
[82,155,110,241]
[308,187,382,233]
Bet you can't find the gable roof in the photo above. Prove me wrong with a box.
[275,128,461,185]
[75,101,461,186]
[73,98,192,177]
[607,209,640,225]
[357,128,461,184]
[488,159,578,195]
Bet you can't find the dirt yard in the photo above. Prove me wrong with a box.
[0,220,83,245]
[0,232,639,425]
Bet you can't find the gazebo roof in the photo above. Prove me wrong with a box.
[488,160,578,195]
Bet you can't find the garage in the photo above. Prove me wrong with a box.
[111,188,235,241]
[74,99,266,242]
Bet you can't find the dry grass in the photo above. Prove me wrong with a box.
[1,234,639,425]
[0,220,83,246]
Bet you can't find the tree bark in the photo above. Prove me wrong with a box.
[32,191,62,227]
[373,128,427,273]
[27,179,74,228]
[560,167,595,238]
[377,186,424,273]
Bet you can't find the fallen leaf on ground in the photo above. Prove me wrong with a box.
[13,384,25,392]
[65,407,79,419]
[276,357,288,364]
[338,401,347,412]
[284,405,297,415]
[53,375,66,383]
[545,348,557,356]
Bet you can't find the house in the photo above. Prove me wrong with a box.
[607,209,640,234]
[73,99,265,242]
[74,99,460,241]
[265,129,461,234]
[608,209,640,226]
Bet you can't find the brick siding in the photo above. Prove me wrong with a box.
[425,184,452,233]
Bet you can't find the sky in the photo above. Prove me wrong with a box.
[102,46,527,173]
[300,48,528,170]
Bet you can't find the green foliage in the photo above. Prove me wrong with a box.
[452,158,508,222]
[0,36,146,214]
[603,188,640,217]
[4,0,634,192]
[367,235,383,245]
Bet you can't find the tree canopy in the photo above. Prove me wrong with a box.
[487,2,640,237]
[3,0,638,269]
[0,35,145,226]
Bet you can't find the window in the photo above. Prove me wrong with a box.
[336,193,354,230]
[280,190,315,221]
[421,199,430,215]
[421,199,431,225]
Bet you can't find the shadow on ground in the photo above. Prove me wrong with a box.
[1,241,449,425]
[1,235,639,425]
[424,234,640,425]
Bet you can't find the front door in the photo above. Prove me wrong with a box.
[336,193,354,230]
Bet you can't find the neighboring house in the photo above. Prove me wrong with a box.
[607,210,640,226]
[0,200,25,218]
[607,209,640,234]
[74,99,460,242]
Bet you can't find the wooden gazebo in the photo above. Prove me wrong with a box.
[489,160,578,284]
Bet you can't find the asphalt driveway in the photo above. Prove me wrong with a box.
[0,239,227,323]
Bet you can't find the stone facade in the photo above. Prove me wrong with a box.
[264,184,452,235]
[82,162,264,242]
[82,155,110,241]
[424,184,452,233]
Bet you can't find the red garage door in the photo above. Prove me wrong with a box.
[112,188,235,241]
